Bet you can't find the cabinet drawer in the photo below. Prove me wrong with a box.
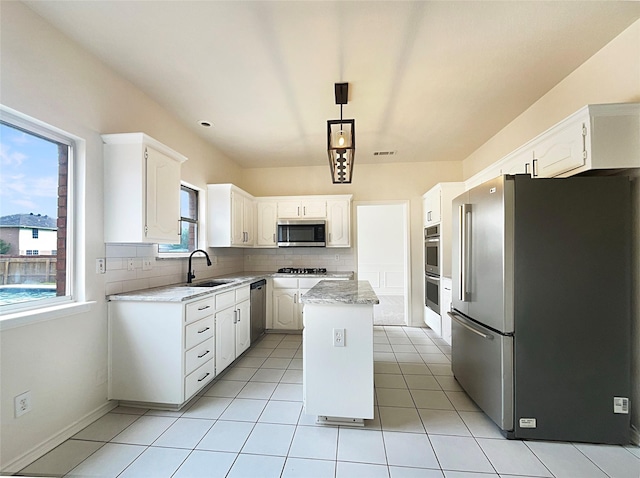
[185,297,214,323]
[235,285,250,302]
[273,278,298,289]
[185,359,215,400]
[185,338,214,375]
[215,290,235,310]
[185,316,214,349]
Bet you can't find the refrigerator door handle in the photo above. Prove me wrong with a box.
[458,204,471,301]
[448,311,493,340]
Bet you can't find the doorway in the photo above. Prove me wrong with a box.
[356,202,410,326]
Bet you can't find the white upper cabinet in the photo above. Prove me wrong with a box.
[256,200,278,247]
[103,133,187,243]
[208,184,255,247]
[326,198,351,247]
[465,103,640,189]
[422,186,442,226]
[277,199,327,219]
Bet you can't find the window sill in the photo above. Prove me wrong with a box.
[0,301,96,331]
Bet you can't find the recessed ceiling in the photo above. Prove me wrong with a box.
[23,1,640,168]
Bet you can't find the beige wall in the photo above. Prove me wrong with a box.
[243,161,463,327]
[460,19,640,442]
[0,2,241,471]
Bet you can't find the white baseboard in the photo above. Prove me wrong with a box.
[1,401,118,474]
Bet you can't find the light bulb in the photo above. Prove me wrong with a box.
[338,132,346,147]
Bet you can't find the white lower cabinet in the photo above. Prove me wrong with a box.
[271,277,348,330]
[108,295,215,408]
[440,277,453,345]
[215,286,251,374]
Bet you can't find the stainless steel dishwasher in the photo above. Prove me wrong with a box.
[250,279,266,343]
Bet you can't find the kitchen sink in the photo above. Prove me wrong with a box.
[185,279,236,288]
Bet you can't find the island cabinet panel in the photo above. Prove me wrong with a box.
[303,303,374,420]
[108,294,215,409]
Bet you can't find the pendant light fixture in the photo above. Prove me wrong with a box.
[327,82,355,184]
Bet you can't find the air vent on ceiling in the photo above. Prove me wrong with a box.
[373,151,397,156]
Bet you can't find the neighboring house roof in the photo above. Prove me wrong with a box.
[0,213,57,229]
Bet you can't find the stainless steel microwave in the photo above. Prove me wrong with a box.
[277,220,326,247]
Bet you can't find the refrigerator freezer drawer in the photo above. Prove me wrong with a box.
[450,311,513,432]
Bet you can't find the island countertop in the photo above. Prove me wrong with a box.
[301,280,379,305]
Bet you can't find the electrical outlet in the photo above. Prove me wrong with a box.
[14,391,32,418]
[333,328,345,347]
[96,258,106,274]
[334,254,340,262]
[127,258,135,271]
[142,257,153,271]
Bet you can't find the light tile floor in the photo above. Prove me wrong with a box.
[18,326,640,478]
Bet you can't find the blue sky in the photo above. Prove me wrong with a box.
[0,123,59,219]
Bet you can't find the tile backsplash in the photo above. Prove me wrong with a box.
[103,244,354,295]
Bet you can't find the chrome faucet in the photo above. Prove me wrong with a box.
[187,249,212,283]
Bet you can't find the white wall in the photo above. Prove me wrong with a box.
[461,19,640,442]
[0,2,242,472]
[357,204,406,295]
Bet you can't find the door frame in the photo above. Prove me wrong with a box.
[354,200,411,326]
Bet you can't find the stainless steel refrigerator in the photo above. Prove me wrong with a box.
[450,174,631,444]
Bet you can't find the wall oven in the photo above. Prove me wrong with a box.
[425,273,440,312]
[277,220,326,247]
[424,225,440,275]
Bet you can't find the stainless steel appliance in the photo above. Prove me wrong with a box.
[424,273,439,313]
[424,225,440,275]
[250,279,266,343]
[277,220,326,247]
[450,174,631,444]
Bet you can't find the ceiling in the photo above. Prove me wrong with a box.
[23,1,640,169]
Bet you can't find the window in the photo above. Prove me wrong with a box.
[158,185,199,254]
[0,111,74,310]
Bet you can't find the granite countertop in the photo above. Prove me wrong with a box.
[108,271,354,302]
[301,280,379,305]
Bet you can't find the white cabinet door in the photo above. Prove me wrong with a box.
[215,307,236,373]
[501,148,533,176]
[243,196,255,245]
[301,200,327,218]
[277,201,302,218]
[235,299,251,356]
[256,201,277,246]
[424,306,441,336]
[103,133,186,244]
[423,187,441,226]
[326,199,350,247]
[440,278,453,345]
[145,146,182,243]
[272,289,298,329]
[230,191,245,245]
[532,118,586,178]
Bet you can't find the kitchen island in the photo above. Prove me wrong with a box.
[300,280,379,425]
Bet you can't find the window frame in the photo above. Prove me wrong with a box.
[157,181,205,259]
[0,107,79,316]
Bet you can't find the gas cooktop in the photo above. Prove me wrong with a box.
[277,267,327,274]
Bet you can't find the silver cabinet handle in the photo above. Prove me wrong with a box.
[303,206,306,216]
[198,372,211,382]
[448,311,493,340]
[294,293,297,304]
[198,350,210,359]
[525,162,530,175]
[197,305,210,311]
[233,310,237,324]
[237,308,241,322]
[532,158,538,177]
[197,327,210,334]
